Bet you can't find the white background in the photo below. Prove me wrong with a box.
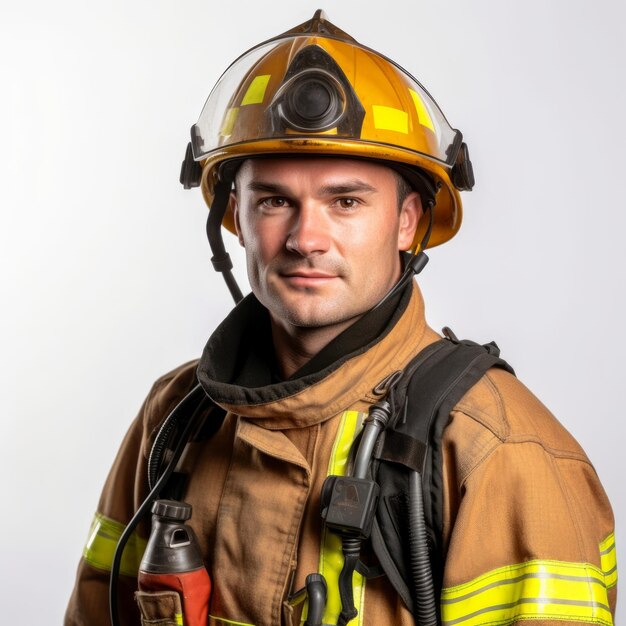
[1,0,624,623]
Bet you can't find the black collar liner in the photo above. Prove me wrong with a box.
[196,282,412,408]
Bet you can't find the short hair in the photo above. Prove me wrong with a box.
[393,170,414,211]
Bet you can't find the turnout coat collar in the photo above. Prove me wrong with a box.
[196,282,432,429]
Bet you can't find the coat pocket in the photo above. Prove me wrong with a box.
[135,590,183,626]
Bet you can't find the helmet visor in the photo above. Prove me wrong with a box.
[192,34,461,167]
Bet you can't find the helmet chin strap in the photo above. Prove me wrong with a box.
[206,178,244,305]
[371,201,434,311]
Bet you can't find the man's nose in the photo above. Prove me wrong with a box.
[285,204,331,257]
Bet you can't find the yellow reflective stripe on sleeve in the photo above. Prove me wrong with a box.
[409,88,435,133]
[600,532,618,588]
[372,105,408,134]
[82,512,147,577]
[301,410,366,626]
[241,74,271,105]
[176,613,184,626]
[441,559,613,626]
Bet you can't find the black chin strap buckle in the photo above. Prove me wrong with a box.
[205,177,244,304]
[407,251,429,276]
[211,253,234,273]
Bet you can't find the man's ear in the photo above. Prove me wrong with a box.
[397,191,423,251]
[231,192,245,247]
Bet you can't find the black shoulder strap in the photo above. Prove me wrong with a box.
[370,334,514,614]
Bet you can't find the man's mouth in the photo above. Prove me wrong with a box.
[280,270,339,287]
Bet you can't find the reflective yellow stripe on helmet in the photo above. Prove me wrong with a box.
[372,105,408,134]
[441,558,614,626]
[301,410,366,626]
[220,108,240,138]
[409,89,435,134]
[82,512,147,577]
[600,532,618,588]
[241,74,271,106]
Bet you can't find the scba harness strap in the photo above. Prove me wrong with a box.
[142,332,514,625]
[369,332,514,620]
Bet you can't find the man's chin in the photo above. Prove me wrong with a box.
[273,300,364,330]
[260,285,375,329]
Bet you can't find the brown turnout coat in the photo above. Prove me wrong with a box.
[65,285,616,626]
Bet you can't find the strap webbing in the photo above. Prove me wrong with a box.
[371,336,514,616]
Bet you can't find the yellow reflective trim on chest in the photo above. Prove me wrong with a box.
[82,512,146,577]
[599,532,618,589]
[441,559,614,626]
[301,410,366,626]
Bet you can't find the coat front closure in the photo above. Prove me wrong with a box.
[208,419,315,625]
[192,283,432,626]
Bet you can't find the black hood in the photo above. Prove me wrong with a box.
[196,281,413,408]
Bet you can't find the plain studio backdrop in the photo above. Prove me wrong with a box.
[1,1,624,623]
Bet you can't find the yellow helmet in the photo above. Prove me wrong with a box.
[181,10,474,251]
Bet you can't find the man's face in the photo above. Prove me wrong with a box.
[233,157,421,330]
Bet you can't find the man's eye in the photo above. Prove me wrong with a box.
[337,198,360,210]
[261,197,288,208]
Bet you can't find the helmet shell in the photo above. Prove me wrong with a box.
[191,12,468,249]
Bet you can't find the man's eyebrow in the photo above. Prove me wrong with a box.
[318,180,377,195]
[245,180,378,195]
[246,181,291,194]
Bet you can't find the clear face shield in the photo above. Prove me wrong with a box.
[191,34,462,169]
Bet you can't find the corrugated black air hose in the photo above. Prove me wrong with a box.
[407,470,438,626]
[147,384,207,490]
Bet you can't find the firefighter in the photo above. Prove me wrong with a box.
[66,11,616,626]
